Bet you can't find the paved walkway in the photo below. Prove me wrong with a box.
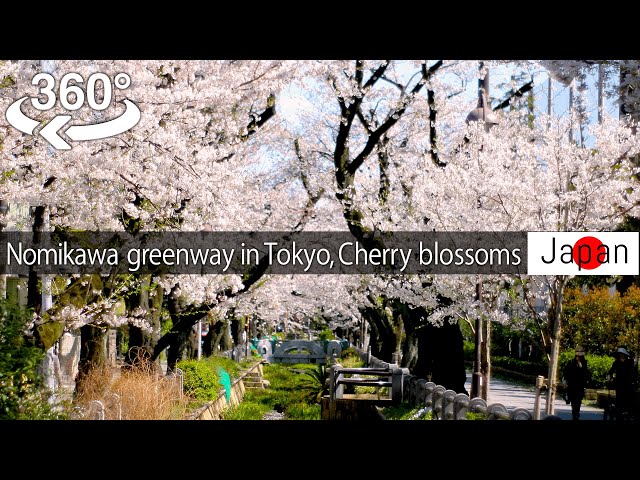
[464,374,605,420]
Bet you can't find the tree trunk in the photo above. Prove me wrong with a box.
[221,323,233,351]
[76,324,107,393]
[27,206,46,313]
[203,318,228,355]
[360,306,397,361]
[401,331,419,370]
[159,285,205,373]
[545,276,567,415]
[166,328,190,373]
[399,306,420,370]
[413,320,467,395]
[125,275,163,367]
[230,315,246,346]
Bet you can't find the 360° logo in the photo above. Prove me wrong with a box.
[5,72,140,150]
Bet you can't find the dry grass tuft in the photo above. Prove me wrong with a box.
[74,356,187,420]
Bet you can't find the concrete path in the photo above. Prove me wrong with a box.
[464,373,605,420]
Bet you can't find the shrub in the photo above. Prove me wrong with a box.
[493,351,615,389]
[300,364,327,403]
[202,356,241,379]
[463,340,475,361]
[557,351,613,389]
[338,347,364,367]
[177,359,221,401]
[318,328,334,342]
[339,346,360,360]
[339,356,364,368]
[562,285,640,356]
[177,355,246,402]
[492,356,547,377]
[0,300,63,419]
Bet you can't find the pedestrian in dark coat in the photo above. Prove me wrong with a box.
[608,347,636,419]
[563,346,589,420]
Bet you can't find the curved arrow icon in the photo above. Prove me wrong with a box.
[5,97,140,150]
[5,97,39,135]
[40,115,72,150]
[66,99,141,141]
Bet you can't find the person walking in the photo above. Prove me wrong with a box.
[608,347,636,420]
[562,346,589,420]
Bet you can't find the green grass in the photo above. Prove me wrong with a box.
[382,402,432,420]
[222,362,330,420]
[286,402,321,420]
[465,411,486,420]
[338,356,365,368]
[223,400,271,420]
[230,363,325,420]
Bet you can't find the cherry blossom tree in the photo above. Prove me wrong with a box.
[417,109,640,410]
[3,59,639,400]
[0,60,302,372]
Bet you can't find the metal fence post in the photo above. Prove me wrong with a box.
[533,375,545,420]
[89,400,105,420]
[175,367,184,398]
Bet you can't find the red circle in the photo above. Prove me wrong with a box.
[573,236,603,270]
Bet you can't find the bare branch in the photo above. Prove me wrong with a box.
[380,75,405,93]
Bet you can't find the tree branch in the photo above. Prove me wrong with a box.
[378,136,390,205]
[293,139,325,231]
[241,94,276,141]
[427,87,446,167]
[347,61,443,176]
[493,80,534,111]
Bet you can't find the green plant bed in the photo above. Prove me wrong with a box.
[257,363,326,419]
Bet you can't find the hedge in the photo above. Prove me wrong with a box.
[491,352,617,389]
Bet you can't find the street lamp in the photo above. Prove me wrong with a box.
[466,62,498,399]
[466,62,499,130]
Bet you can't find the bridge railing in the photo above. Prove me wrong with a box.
[329,365,409,405]
[354,346,533,420]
